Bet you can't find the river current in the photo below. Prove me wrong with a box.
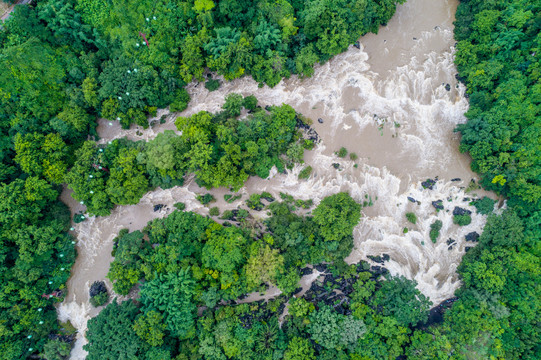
[58,1,499,358]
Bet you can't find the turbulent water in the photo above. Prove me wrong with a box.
[58,1,499,358]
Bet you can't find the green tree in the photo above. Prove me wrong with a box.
[14,132,69,183]
[308,305,365,350]
[245,243,285,289]
[312,192,361,250]
[371,276,431,326]
[133,310,166,347]
[139,269,197,339]
[285,337,315,360]
[84,300,148,359]
[41,339,71,360]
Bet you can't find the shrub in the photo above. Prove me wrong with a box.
[197,193,215,205]
[209,207,220,216]
[89,281,109,307]
[224,194,242,203]
[246,193,264,210]
[295,199,313,209]
[403,227,409,234]
[473,196,495,215]
[205,79,220,92]
[242,95,258,111]
[169,88,190,112]
[349,152,358,161]
[337,147,348,158]
[298,166,312,180]
[406,212,417,224]
[453,214,471,226]
[303,139,314,150]
[429,220,443,243]
[174,202,186,210]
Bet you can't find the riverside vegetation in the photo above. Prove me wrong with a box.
[0,0,405,357]
[0,0,539,359]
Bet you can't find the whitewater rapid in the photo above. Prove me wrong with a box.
[59,0,499,358]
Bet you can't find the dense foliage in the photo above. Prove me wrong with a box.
[86,193,434,359]
[66,98,308,216]
[0,0,404,353]
[453,0,540,215]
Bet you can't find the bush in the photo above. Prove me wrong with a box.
[349,152,358,161]
[295,199,313,209]
[246,193,265,210]
[197,193,215,205]
[298,166,312,180]
[224,194,242,203]
[223,93,244,117]
[169,88,190,112]
[243,95,258,111]
[429,220,443,243]
[336,147,348,158]
[406,212,417,224]
[209,207,220,216]
[453,214,471,226]
[473,196,495,215]
[42,339,71,360]
[89,281,109,307]
[205,79,220,92]
[303,139,314,150]
[174,202,186,210]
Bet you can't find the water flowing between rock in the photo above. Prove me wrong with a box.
[58,1,499,358]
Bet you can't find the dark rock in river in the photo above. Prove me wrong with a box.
[370,265,389,276]
[446,238,456,246]
[314,264,327,272]
[318,117,324,124]
[451,178,461,182]
[445,83,451,91]
[305,128,320,143]
[432,200,444,210]
[153,204,164,212]
[367,255,384,264]
[354,41,360,49]
[300,267,313,276]
[465,246,473,252]
[465,232,480,242]
[453,206,472,216]
[422,178,436,190]
[382,253,390,261]
[407,196,417,203]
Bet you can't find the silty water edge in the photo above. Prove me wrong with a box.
[59,0,499,358]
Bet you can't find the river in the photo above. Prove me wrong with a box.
[58,1,499,358]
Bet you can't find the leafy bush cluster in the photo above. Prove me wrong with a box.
[429,220,442,243]
[89,281,109,307]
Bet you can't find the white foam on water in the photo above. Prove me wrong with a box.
[61,1,499,358]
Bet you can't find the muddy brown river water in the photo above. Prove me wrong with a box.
[59,1,500,358]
